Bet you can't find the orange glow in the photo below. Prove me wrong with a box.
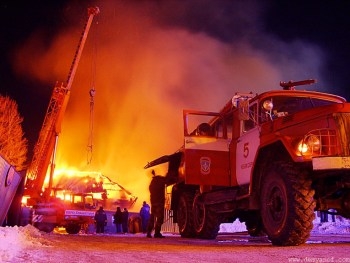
[14,1,285,211]
[21,196,29,206]
[41,169,137,211]
[54,190,72,202]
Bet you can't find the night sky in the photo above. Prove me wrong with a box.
[1,0,350,158]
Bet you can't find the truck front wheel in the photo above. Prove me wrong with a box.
[260,162,315,246]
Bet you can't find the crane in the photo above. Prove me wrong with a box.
[22,7,100,234]
[25,7,99,204]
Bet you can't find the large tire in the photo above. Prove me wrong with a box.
[34,222,55,233]
[193,193,219,239]
[177,192,196,238]
[260,162,315,246]
[65,223,81,234]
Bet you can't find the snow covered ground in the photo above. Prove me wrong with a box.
[1,214,349,262]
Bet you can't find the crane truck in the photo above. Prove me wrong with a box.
[22,6,100,234]
[145,79,350,246]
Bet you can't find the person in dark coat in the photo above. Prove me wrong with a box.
[94,206,107,234]
[140,201,151,233]
[122,208,129,233]
[113,207,123,233]
[146,170,167,238]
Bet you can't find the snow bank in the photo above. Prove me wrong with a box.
[312,216,350,235]
[220,220,247,233]
[0,225,50,262]
[220,215,350,235]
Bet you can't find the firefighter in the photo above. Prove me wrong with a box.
[146,170,167,238]
[94,206,107,234]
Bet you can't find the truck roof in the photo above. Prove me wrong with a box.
[255,89,346,104]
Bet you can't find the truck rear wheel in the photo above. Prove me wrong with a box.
[193,193,219,239]
[260,162,315,246]
[177,192,196,238]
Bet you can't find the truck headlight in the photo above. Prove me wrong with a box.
[298,135,320,155]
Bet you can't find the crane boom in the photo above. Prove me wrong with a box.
[25,7,99,201]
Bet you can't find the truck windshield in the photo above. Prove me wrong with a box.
[266,96,339,116]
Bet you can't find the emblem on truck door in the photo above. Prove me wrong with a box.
[200,157,211,175]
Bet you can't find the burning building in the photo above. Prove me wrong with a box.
[49,170,137,211]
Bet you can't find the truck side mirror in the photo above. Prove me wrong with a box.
[262,99,274,120]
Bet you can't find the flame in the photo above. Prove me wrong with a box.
[42,168,137,211]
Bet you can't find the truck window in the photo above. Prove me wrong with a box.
[212,113,232,139]
[259,96,340,121]
[272,96,339,116]
[243,102,257,132]
[187,114,215,136]
[84,195,94,208]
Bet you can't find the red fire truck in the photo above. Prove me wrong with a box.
[145,79,350,246]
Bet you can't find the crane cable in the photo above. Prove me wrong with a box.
[87,18,98,165]
[87,86,95,165]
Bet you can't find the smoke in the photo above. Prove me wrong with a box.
[13,0,326,210]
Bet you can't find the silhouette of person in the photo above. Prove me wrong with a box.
[94,206,107,234]
[320,211,328,223]
[140,201,151,233]
[147,170,167,238]
[122,208,129,233]
[113,207,123,233]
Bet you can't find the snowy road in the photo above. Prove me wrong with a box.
[13,231,350,263]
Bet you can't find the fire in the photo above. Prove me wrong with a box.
[41,169,137,211]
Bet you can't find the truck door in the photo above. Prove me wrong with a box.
[236,128,259,185]
[183,110,231,186]
[234,102,260,186]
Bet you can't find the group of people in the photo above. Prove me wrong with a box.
[113,207,129,234]
[93,206,129,234]
[94,169,172,237]
[320,210,336,223]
